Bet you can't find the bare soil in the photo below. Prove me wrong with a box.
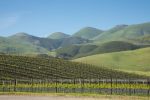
[0,95,149,100]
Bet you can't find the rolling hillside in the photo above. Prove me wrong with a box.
[74,47,150,72]
[93,24,128,40]
[0,22,150,56]
[58,36,90,47]
[10,32,90,48]
[56,44,97,59]
[9,32,62,50]
[73,27,103,39]
[0,36,49,54]
[56,41,143,59]
[0,54,146,80]
[94,22,150,44]
[0,33,90,55]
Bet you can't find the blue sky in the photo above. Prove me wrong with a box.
[0,0,150,37]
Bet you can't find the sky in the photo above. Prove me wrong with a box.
[0,0,150,37]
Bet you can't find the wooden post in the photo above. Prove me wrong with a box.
[31,78,33,92]
[111,78,112,95]
[148,78,150,96]
[82,78,84,93]
[2,80,4,92]
[115,79,117,94]
[14,79,17,92]
[99,76,101,94]
[56,67,58,93]
[9,80,11,92]
[73,78,75,93]
[129,78,131,96]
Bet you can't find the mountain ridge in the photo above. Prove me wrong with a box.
[73,27,103,39]
[0,22,150,55]
[48,32,70,39]
[94,22,150,44]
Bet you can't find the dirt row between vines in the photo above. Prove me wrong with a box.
[0,95,149,100]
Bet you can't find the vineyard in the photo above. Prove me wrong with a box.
[0,54,146,80]
[0,79,150,96]
[0,54,149,96]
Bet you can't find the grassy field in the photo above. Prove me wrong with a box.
[74,47,150,75]
[0,83,149,89]
[118,70,150,77]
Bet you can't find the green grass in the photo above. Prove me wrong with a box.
[73,47,150,73]
[117,70,150,77]
[0,83,149,89]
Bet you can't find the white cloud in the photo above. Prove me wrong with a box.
[0,11,32,30]
[0,15,19,30]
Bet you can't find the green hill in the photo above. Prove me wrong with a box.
[48,32,70,39]
[125,35,150,44]
[0,36,49,54]
[56,41,142,59]
[94,22,150,44]
[74,47,150,72]
[0,33,90,55]
[93,24,128,40]
[10,33,90,49]
[9,32,62,50]
[0,22,150,55]
[59,36,90,47]
[0,54,146,80]
[73,27,103,39]
[56,44,97,59]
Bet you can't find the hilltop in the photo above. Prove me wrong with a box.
[48,32,70,39]
[0,22,150,56]
[73,27,103,39]
[94,22,150,44]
